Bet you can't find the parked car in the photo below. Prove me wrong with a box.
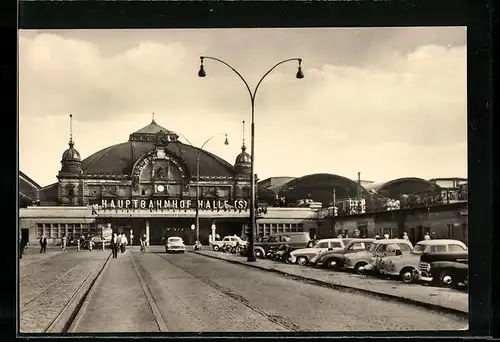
[289,238,345,266]
[311,238,376,273]
[211,235,247,251]
[165,236,186,253]
[365,239,467,283]
[417,250,468,288]
[359,239,414,281]
[254,232,310,259]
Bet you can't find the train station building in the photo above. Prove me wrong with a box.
[19,118,319,245]
[19,118,468,246]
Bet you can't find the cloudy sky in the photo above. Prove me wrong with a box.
[19,27,467,187]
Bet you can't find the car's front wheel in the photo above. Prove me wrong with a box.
[297,256,308,266]
[400,267,416,283]
[354,262,367,274]
[212,245,220,251]
[439,270,457,288]
[255,249,264,259]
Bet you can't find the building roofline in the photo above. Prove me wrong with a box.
[19,171,42,189]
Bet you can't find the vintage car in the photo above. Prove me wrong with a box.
[360,239,466,283]
[165,236,186,253]
[254,232,310,259]
[289,238,345,265]
[211,235,247,251]
[359,239,414,280]
[310,238,376,273]
[417,250,468,288]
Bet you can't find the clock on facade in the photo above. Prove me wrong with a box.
[156,184,165,192]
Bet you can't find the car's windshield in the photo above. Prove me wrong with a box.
[368,243,378,253]
[168,238,182,243]
[412,244,427,254]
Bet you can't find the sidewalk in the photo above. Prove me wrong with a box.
[193,250,468,315]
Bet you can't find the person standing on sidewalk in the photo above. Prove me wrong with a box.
[110,233,118,258]
[39,236,47,254]
[19,236,26,259]
[61,235,67,251]
[117,233,123,254]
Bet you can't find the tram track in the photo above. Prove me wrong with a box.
[20,253,112,334]
[20,264,82,309]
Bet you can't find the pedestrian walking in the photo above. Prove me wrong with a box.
[121,234,128,253]
[117,233,124,253]
[61,235,67,251]
[39,236,47,253]
[375,234,381,240]
[424,232,431,240]
[140,234,147,253]
[88,239,94,251]
[383,233,390,239]
[402,232,409,241]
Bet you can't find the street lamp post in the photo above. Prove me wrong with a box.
[175,133,229,244]
[198,56,304,262]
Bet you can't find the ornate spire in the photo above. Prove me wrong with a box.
[152,112,155,123]
[241,120,246,151]
[69,113,74,147]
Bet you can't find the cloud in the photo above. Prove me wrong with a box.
[18,29,467,186]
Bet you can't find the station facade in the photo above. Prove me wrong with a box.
[19,118,317,245]
[19,118,468,246]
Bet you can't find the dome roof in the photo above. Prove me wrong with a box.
[278,173,372,207]
[235,145,251,165]
[62,140,81,161]
[364,177,441,199]
[80,120,235,178]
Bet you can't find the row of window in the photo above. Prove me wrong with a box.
[256,223,304,236]
[36,223,96,239]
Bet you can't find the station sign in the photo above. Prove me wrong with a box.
[98,199,248,211]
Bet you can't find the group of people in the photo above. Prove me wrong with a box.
[109,232,147,258]
[110,233,128,258]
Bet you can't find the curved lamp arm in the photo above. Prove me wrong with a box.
[253,58,302,103]
[201,133,228,150]
[200,56,254,106]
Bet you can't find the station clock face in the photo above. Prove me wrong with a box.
[156,184,165,192]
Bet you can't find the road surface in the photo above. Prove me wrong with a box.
[69,246,466,332]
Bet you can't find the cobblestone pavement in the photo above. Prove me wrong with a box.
[194,249,469,314]
[72,246,466,332]
[19,250,110,333]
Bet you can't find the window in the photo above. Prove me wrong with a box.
[50,224,58,239]
[67,224,75,238]
[430,245,447,253]
[316,242,329,248]
[37,223,43,238]
[396,243,412,252]
[68,189,74,197]
[141,189,146,196]
[330,241,343,249]
[297,224,304,232]
[349,242,366,251]
[280,235,291,242]
[448,244,466,252]
[44,223,51,238]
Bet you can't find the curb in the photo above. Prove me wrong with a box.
[63,252,113,333]
[192,251,468,318]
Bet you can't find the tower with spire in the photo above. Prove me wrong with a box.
[58,114,83,205]
[234,120,251,175]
